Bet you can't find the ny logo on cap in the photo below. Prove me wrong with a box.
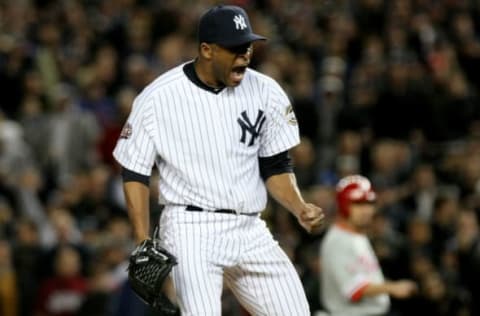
[233,14,247,30]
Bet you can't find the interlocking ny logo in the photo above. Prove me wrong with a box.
[237,110,266,146]
[233,14,247,30]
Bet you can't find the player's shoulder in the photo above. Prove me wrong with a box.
[244,68,289,105]
[322,225,364,249]
[136,62,189,102]
[246,68,282,89]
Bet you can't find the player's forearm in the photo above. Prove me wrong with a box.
[123,181,150,244]
[362,280,417,300]
[361,282,395,297]
[265,172,305,215]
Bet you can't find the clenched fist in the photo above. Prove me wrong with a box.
[295,203,325,233]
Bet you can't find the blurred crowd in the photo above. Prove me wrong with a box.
[1,0,480,315]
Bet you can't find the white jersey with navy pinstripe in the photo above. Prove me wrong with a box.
[113,61,300,214]
[113,61,309,316]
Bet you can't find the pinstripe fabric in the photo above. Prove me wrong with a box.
[113,61,307,314]
[113,62,300,213]
[159,205,309,316]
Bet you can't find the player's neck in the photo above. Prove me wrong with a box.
[194,59,224,89]
[335,218,363,234]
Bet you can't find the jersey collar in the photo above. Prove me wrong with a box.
[335,220,362,235]
[183,61,225,94]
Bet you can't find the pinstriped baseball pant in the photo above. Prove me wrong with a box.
[159,205,310,316]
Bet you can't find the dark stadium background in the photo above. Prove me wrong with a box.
[1,0,480,315]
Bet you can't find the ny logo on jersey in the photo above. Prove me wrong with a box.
[237,110,266,146]
[233,14,247,30]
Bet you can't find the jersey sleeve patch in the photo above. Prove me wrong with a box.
[285,105,297,125]
[120,122,133,139]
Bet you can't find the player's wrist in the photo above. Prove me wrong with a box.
[383,281,396,295]
[283,196,304,214]
[135,235,150,245]
[292,202,310,218]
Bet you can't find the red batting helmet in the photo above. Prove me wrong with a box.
[336,175,376,217]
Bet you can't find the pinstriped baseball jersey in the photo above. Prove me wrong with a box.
[114,5,314,315]
[113,61,300,214]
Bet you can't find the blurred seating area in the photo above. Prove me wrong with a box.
[1,0,480,315]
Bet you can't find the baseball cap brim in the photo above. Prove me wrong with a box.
[215,33,267,48]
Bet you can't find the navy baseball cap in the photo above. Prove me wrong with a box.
[197,5,267,47]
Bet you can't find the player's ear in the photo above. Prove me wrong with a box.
[199,42,214,60]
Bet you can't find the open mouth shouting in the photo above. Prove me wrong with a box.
[230,64,248,85]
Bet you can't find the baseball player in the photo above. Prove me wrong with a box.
[320,175,417,316]
[113,5,324,316]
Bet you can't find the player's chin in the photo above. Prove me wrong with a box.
[227,67,247,86]
[225,80,242,87]
[226,77,243,87]
[358,221,372,230]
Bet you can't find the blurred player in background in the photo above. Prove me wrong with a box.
[320,175,417,316]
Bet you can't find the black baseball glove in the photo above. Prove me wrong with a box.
[128,238,179,316]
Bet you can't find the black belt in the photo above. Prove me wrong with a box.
[185,205,258,216]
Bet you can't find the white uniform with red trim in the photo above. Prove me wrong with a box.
[320,223,390,316]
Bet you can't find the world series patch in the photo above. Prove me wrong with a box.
[285,105,297,125]
[120,122,132,139]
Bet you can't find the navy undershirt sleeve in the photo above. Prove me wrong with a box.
[121,167,150,186]
[258,150,293,180]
